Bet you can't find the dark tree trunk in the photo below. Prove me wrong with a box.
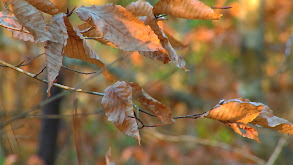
[37,75,63,165]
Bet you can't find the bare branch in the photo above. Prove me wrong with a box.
[266,135,289,165]
[148,129,266,164]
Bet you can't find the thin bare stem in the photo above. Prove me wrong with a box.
[211,6,232,9]
[0,59,104,96]
[266,135,289,165]
[149,129,265,164]
[62,65,97,75]
[0,57,123,128]
[0,24,30,34]
[0,53,44,67]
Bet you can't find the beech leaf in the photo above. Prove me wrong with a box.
[11,0,54,42]
[77,22,117,48]
[125,1,153,17]
[101,81,140,142]
[143,16,187,70]
[129,82,173,124]
[75,4,165,52]
[0,10,34,42]
[63,17,112,81]
[45,13,68,94]
[153,0,223,20]
[203,98,293,142]
[23,0,60,15]
[251,106,293,134]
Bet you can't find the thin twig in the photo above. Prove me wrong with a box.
[266,135,289,165]
[0,53,44,67]
[0,59,104,96]
[149,129,265,164]
[211,6,232,9]
[62,65,97,75]
[0,24,30,34]
[0,57,123,129]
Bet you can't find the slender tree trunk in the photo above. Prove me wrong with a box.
[37,74,63,165]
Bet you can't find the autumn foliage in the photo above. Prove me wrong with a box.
[0,0,293,164]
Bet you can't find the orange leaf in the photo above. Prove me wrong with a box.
[129,82,173,124]
[203,98,264,124]
[63,17,112,81]
[23,0,60,15]
[204,98,293,142]
[0,10,34,42]
[226,123,260,143]
[11,0,54,42]
[101,81,140,142]
[153,0,223,20]
[45,13,68,94]
[75,4,165,52]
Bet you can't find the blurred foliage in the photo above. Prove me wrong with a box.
[0,0,293,164]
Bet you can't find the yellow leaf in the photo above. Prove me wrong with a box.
[153,0,223,20]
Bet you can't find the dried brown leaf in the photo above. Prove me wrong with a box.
[129,82,173,124]
[11,0,53,42]
[75,4,165,52]
[76,22,117,48]
[63,17,112,81]
[125,1,153,17]
[163,28,188,50]
[204,98,293,142]
[0,10,34,42]
[101,81,140,141]
[143,16,187,70]
[45,13,68,93]
[203,98,264,124]
[226,123,260,143]
[153,0,223,20]
[24,0,60,15]
[251,106,293,134]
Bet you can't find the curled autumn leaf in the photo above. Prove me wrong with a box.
[75,4,165,53]
[76,22,117,48]
[0,10,34,42]
[153,0,223,20]
[63,17,112,81]
[143,16,187,70]
[11,0,54,42]
[125,1,153,17]
[101,81,140,142]
[129,82,173,124]
[45,13,68,94]
[23,0,60,15]
[202,98,293,142]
